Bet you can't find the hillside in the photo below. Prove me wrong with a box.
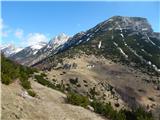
[2,80,106,120]
[1,16,160,120]
[1,54,158,120]
[34,54,160,119]
[1,55,106,120]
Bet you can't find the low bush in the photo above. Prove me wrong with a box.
[1,55,35,87]
[69,78,78,84]
[67,92,89,108]
[20,79,31,90]
[89,87,98,99]
[35,75,56,88]
[1,74,11,85]
[90,100,153,120]
[91,100,115,117]
[77,84,81,87]
[133,107,154,120]
[27,89,36,97]
[41,73,47,77]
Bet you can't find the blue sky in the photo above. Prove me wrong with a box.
[1,1,160,47]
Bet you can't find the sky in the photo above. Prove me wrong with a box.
[1,1,160,48]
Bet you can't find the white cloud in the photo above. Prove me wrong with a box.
[1,19,49,48]
[0,18,3,31]
[0,18,12,38]
[0,18,6,37]
[77,23,81,27]
[14,28,23,39]
[1,31,8,37]
[25,33,48,46]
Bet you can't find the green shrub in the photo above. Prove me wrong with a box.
[89,87,98,99]
[1,55,35,88]
[69,78,78,84]
[35,75,47,85]
[90,99,154,120]
[20,79,31,89]
[35,75,56,89]
[41,73,47,77]
[27,89,36,97]
[67,92,89,108]
[134,107,153,120]
[91,100,126,120]
[1,74,11,85]
[77,84,81,87]
[35,75,65,92]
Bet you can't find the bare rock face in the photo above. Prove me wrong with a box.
[101,16,153,33]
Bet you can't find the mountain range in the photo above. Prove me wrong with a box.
[1,16,160,75]
[1,16,160,120]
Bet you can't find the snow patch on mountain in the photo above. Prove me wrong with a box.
[98,41,102,49]
[118,47,128,58]
[120,33,124,38]
[113,42,128,58]
[113,42,118,47]
[30,42,47,50]
[86,38,90,41]
[126,45,160,72]
[47,33,69,50]
[1,44,23,57]
[145,34,156,46]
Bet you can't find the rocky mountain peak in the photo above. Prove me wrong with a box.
[1,44,23,57]
[30,41,47,50]
[99,16,153,33]
[48,33,70,47]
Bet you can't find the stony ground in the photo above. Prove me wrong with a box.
[1,80,106,120]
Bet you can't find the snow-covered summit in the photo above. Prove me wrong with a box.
[30,41,47,50]
[47,33,70,48]
[1,44,23,57]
